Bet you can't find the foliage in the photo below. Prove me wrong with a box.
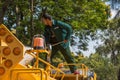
[51,52,119,80]
[94,17,120,79]
[95,17,120,65]
[89,53,117,80]
[0,0,120,80]
[0,0,110,47]
[75,53,118,80]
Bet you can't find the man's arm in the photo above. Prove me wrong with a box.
[57,21,73,41]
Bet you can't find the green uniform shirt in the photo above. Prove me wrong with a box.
[44,19,72,48]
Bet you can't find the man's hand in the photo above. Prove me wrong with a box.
[64,40,68,43]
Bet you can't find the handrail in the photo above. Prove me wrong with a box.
[93,72,97,80]
[58,63,97,80]
[58,63,88,76]
[26,50,65,80]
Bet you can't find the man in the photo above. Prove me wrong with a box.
[42,13,77,73]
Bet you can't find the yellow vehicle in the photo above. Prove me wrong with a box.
[0,24,97,80]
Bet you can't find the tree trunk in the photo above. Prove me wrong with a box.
[30,0,34,45]
[118,68,120,80]
[15,4,20,37]
[0,0,13,24]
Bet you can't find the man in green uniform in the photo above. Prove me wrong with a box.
[41,13,77,73]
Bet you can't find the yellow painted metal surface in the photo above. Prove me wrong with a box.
[10,64,47,80]
[0,24,24,80]
[26,52,65,80]
[25,49,49,68]
[0,24,97,80]
[0,24,56,80]
[4,64,56,80]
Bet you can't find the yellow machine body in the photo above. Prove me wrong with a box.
[0,24,24,80]
[0,24,97,80]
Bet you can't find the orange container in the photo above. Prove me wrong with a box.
[33,37,44,49]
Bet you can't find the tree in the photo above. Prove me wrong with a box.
[41,0,110,53]
[77,53,117,80]
[0,0,13,24]
[95,18,120,65]
[0,0,110,50]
